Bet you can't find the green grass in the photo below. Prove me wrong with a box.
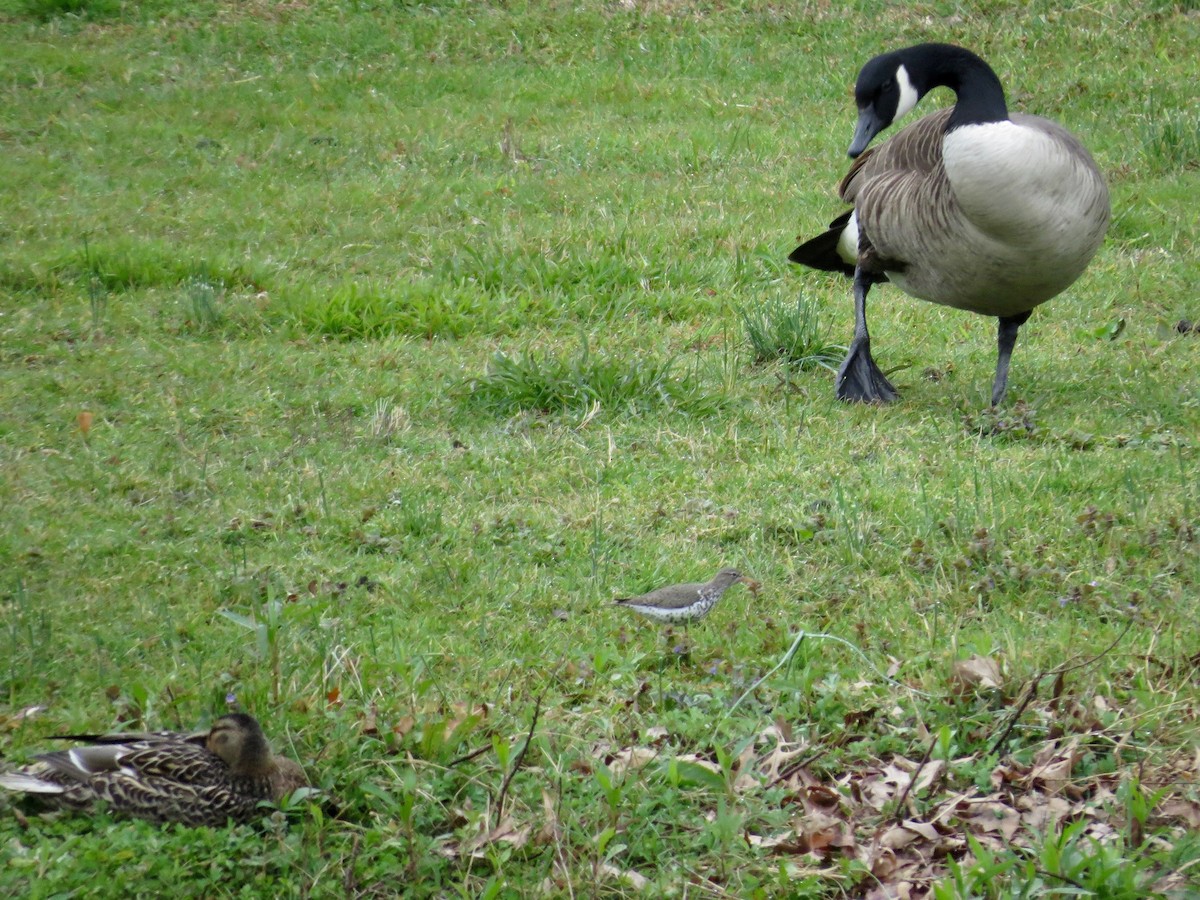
[466,337,726,417]
[740,292,844,370]
[1,1,1198,896]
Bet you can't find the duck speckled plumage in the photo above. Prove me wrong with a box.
[0,713,308,826]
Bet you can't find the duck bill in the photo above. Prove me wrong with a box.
[848,107,886,158]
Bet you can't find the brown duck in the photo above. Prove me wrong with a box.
[0,713,308,826]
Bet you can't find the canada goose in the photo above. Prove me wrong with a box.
[790,43,1110,405]
[0,713,308,826]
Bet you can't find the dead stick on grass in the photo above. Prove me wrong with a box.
[765,745,833,791]
[989,620,1134,756]
[447,744,491,768]
[495,691,544,828]
[893,735,937,824]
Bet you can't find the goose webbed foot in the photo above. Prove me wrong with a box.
[836,336,899,403]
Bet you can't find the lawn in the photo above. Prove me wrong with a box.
[1,0,1198,896]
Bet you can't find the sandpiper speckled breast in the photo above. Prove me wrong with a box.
[614,568,758,625]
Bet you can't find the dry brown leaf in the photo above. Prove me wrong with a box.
[535,789,562,846]
[867,844,901,878]
[955,798,1021,841]
[772,717,795,743]
[1158,798,1200,829]
[733,772,760,794]
[792,810,857,856]
[608,746,658,778]
[460,815,531,856]
[673,752,721,774]
[752,831,807,854]
[748,747,1200,894]
[860,761,914,810]
[990,761,1026,790]
[803,783,843,812]
[900,819,944,843]
[643,725,669,743]
[756,738,810,783]
[1017,794,1074,831]
[442,702,488,740]
[878,824,922,851]
[597,862,649,889]
[1029,739,1082,793]
[78,410,93,437]
[0,705,47,731]
[951,655,1004,692]
[912,759,946,795]
[1152,868,1199,896]
[864,883,918,900]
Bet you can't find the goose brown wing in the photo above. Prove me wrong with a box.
[839,108,950,204]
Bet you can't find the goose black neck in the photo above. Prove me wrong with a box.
[906,43,1009,129]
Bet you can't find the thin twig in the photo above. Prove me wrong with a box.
[1034,867,1088,891]
[989,620,1134,756]
[343,833,362,896]
[446,744,491,768]
[988,676,1043,757]
[495,692,544,828]
[893,735,936,824]
[765,744,833,791]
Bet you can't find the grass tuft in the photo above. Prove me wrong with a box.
[740,294,843,370]
[465,338,724,417]
[287,281,526,340]
[69,241,266,295]
[183,279,224,334]
[20,0,120,20]
[1143,107,1200,174]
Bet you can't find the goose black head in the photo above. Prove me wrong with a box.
[848,44,1005,158]
[849,48,922,157]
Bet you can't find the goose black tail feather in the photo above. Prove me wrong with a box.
[788,210,855,275]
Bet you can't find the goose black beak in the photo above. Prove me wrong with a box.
[849,107,887,158]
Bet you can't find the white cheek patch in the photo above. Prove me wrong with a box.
[894,64,919,122]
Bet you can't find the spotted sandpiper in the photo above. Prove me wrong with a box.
[614,568,758,638]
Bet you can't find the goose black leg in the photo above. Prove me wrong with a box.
[836,266,899,403]
[991,310,1032,407]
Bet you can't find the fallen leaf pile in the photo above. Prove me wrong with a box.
[754,734,1198,898]
[433,710,1198,895]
